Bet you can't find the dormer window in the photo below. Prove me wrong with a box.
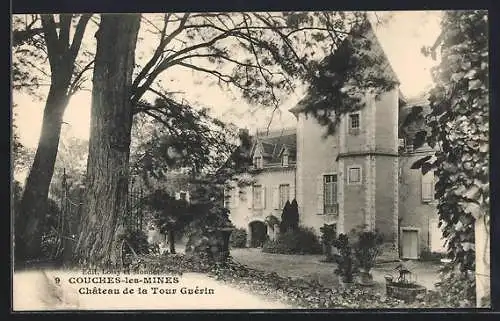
[253,156,263,169]
[282,150,289,167]
[399,138,406,149]
[282,155,289,167]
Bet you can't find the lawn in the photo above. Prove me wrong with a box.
[230,248,442,291]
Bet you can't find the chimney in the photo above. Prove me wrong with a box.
[238,128,250,147]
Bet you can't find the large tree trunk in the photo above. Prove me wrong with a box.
[15,14,91,263]
[167,230,176,254]
[74,14,141,268]
[16,87,68,261]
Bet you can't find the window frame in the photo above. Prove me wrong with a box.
[282,154,289,167]
[253,155,263,169]
[323,174,338,215]
[348,112,361,131]
[252,184,263,209]
[347,165,362,185]
[278,184,290,209]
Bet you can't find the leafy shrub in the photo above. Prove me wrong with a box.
[433,269,476,307]
[265,215,280,228]
[420,249,445,262]
[320,224,337,261]
[229,228,247,248]
[121,229,150,255]
[263,226,322,255]
[333,234,358,283]
[352,228,384,273]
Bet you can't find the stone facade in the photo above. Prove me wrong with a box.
[225,24,443,258]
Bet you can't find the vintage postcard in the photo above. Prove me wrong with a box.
[11,10,490,311]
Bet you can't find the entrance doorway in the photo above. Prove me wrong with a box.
[401,229,419,259]
[249,221,268,248]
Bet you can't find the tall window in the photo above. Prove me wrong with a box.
[349,112,360,130]
[347,166,361,184]
[253,185,263,209]
[324,175,337,215]
[279,184,290,209]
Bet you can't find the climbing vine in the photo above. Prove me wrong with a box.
[411,10,489,303]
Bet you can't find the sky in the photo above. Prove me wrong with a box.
[13,11,443,150]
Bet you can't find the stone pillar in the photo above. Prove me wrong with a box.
[273,224,280,240]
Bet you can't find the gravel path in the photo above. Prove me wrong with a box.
[13,269,292,311]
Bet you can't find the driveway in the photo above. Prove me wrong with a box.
[230,248,442,291]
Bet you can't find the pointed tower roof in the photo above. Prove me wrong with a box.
[290,20,400,116]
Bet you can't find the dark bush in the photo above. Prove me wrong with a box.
[420,249,445,262]
[230,228,247,248]
[263,226,322,255]
[352,228,384,274]
[280,199,300,233]
[121,229,150,255]
[280,200,292,233]
[320,224,337,262]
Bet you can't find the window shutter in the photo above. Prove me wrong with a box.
[223,189,228,208]
[421,172,434,202]
[175,192,181,200]
[317,175,324,215]
[261,186,266,209]
[273,186,279,209]
[247,186,253,209]
[290,183,295,201]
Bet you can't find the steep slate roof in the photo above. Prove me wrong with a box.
[398,91,434,152]
[398,91,431,135]
[253,129,297,164]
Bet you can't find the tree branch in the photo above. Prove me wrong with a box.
[132,13,189,97]
[69,59,95,95]
[40,14,62,72]
[242,15,279,108]
[59,14,72,50]
[68,14,92,63]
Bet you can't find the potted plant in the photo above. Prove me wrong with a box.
[320,224,336,262]
[333,234,358,285]
[352,228,384,286]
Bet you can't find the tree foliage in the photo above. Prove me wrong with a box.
[143,189,192,234]
[131,12,370,113]
[300,19,399,136]
[130,96,237,184]
[409,10,488,301]
[12,14,95,99]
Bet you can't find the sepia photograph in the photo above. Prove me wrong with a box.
[11,10,490,311]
